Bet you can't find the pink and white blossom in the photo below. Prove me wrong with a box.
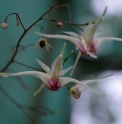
[0,43,113,98]
[35,6,122,76]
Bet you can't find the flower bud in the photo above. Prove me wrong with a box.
[56,22,63,28]
[70,88,81,99]
[70,84,83,99]
[16,15,20,26]
[16,21,20,26]
[1,22,8,29]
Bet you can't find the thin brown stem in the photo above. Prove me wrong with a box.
[41,17,91,31]
[12,43,35,54]
[1,31,26,72]
[0,4,73,122]
[16,13,26,31]
[1,4,70,73]
[66,4,72,30]
[4,13,26,31]
[12,45,25,54]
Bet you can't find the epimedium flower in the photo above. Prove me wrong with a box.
[35,7,107,76]
[35,6,122,76]
[0,43,113,98]
[35,6,109,59]
[70,74,113,99]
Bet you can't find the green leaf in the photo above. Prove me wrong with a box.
[63,50,73,65]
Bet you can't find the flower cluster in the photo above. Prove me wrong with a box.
[1,6,118,99]
[0,42,113,99]
[35,6,122,76]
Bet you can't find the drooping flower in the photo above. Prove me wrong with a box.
[34,38,51,51]
[70,74,113,99]
[35,5,108,58]
[35,6,122,76]
[0,43,113,98]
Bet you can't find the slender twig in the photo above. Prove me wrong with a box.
[16,76,28,90]
[12,43,35,54]
[1,4,71,73]
[16,13,26,31]
[34,24,44,32]
[1,32,26,72]
[66,4,72,30]
[41,18,91,31]
[21,109,36,124]
[0,85,53,124]
[12,45,25,54]
[4,13,26,31]
[18,43,35,52]
[0,4,74,122]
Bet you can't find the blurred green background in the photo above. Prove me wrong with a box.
[0,0,122,124]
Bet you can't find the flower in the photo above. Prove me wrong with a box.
[0,43,113,98]
[35,6,122,76]
[34,38,51,51]
[70,74,113,99]
[35,7,107,58]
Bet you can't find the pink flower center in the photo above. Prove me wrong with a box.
[78,43,97,57]
[46,77,61,91]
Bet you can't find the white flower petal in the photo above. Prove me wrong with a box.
[60,42,66,56]
[35,59,51,75]
[94,37,122,48]
[0,71,50,86]
[52,42,67,79]
[81,37,97,58]
[82,6,107,44]
[82,24,94,44]
[52,55,62,79]
[63,31,80,39]
[60,66,73,76]
[46,43,52,48]
[70,74,113,98]
[51,56,59,73]
[35,32,81,47]
[87,51,97,58]
[81,74,113,85]
[60,77,105,96]
[34,44,39,50]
